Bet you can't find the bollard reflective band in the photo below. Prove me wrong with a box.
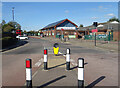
[44,49,47,55]
[78,58,84,68]
[67,48,70,54]
[78,68,84,80]
[26,59,32,68]
[26,69,32,80]
[44,54,47,62]
[66,54,70,62]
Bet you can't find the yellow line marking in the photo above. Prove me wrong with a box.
[2,43,29,54]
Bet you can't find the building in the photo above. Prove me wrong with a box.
[41,19,78,38]
[78,21,120,41]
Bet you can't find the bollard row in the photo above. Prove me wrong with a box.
[25,49,84,88]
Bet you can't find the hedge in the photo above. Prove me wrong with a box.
[2,37,18,48]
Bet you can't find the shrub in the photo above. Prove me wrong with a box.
[2,37,17,48]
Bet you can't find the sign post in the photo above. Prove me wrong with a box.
[95,33,96,46]
[61,28,64,40]
[93,22,98,46]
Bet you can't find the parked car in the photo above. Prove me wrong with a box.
[16,35,28,40]
[16,35,20,38]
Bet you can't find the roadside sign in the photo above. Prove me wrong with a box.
[16,29,21,35]
[92,29,98,33]
[61,28,64,31]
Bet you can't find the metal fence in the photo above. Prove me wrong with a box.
[84,32,113,41]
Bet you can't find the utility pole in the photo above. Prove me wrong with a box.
[12,7,15,21]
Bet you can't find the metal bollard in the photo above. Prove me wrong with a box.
[64,38,66,42]
[44,49,48,70]
[26,59,32,88]
[78,58,84,88]
[68,37,70,40]
[66,48,70,70]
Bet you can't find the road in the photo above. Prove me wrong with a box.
[2,37,118,87]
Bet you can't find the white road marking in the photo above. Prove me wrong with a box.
[34,58,43,67]
[32,70,38,78]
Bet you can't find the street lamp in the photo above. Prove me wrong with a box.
[12,7,15,21]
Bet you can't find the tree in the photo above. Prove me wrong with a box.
[1,20,6,26]
[79,24,83,27]
[108,17,119,22]
[3,25,15,32]
[23,30,27,33]
[8,21,21,30]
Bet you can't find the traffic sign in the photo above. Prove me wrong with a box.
[92,29,98,33]
[61,28,64,31]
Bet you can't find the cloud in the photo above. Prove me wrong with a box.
[65,10,69,13]
[91,17,99,19]
[98,6,108,10]
[107,13,115,16]
[91,6,109,12]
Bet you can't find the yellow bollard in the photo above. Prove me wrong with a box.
[53,47,59,55]
[53,43,59,55]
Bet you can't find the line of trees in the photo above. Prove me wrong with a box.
[1,20,22,48]
[2,20,21,33]
[108,17,119,22]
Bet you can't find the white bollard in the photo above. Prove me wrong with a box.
[44,49,48,70]
[78,58,84,88]
[26,59,32,88]
[66,48,70,70]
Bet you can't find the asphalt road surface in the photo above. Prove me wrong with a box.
[2,38,118,87]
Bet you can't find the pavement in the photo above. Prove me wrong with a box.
[32,54,79,87]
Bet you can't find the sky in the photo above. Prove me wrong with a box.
[2,2,118,31]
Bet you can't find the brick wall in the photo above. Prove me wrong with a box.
[113,31,120,41]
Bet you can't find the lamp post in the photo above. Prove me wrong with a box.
[12,7,15,21]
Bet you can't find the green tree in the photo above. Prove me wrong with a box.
[8,21,21,29]
[1,20,6,26]
[23,30,27,33]
[79,24,83,27]
[3,25,15,32]
[108,17,119,22]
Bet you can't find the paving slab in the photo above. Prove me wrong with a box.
[32,55,79,87]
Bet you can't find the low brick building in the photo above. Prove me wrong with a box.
[78,21,120,41]
[41,19,78,38]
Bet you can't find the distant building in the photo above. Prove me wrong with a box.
[41,19,78,38]
[78,21,120,41]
